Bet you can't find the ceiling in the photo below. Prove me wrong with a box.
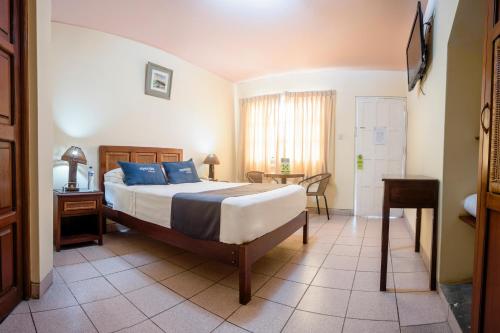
[52,0,424,82]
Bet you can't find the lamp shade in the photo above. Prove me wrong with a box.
[61,146,87,165]
[203,154,220,165]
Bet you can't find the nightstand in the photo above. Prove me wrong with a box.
[53,190,103,252]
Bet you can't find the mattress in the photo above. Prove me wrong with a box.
[104,181,307,244]
[464,193,477,218]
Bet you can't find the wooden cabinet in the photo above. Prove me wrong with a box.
[473,0,500,331]
[53,191,103,251]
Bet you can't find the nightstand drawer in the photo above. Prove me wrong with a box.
[64,200,97,212]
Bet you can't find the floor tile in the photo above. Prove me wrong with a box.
[362,237,380,247]
[397,292,448,326]
[53,249,87,267]
[264,247,297,262]
[219,271,270,294]
[357,257,392,272]
[290,251,326,267]
[343,318,399,333]
[392,258,427,273]
[152,301,223,333]
[330,244,361,256]
[299,241,333,254]
[282,310,343,333]
[335,236,363,246]
[161,270,214,298]
[311,268,355,290]
[394,272,430,291]
[28,283,78,312]
[167,252,208,269]
[360,246,382,258]
[107,268,155,293]
[392,247,421,259]
[353,271,394,292]
[213,321,249,333]
[347,290,398,321]
[297,285,350,316]
[125,283,184,317]
[322,254,358,270]
[32,305,97,333]
[116,320,164,333]
[78,245,116,261]
[274,263,318,284]
[56,262,101,283]
[68,276,120,303]
[400,322,452,333]
[191,261,237,281]
[82,295,146,333]
[10,301,30,314]
[191,284,241,318]
[228,297,294,333]
[121,251,161,267]
[91,256,133,275]
[52,268,65,284]
[138,259,185,281]
[0,313,36,333]
[252,257,285,275]
[255,277,308,307]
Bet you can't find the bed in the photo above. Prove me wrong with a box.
[98,145,308,304]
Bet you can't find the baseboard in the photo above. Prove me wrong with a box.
[306,207,354,216]
[31,269,53,299]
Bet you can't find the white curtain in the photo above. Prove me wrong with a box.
[239,90,335,180]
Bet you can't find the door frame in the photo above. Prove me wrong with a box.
[353,96,408,217]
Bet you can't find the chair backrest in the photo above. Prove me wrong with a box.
[301,173,331,195]
[246,171,264,183]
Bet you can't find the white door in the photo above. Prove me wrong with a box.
[355,97,407,217]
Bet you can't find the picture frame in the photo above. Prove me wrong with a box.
[145,62,173,100]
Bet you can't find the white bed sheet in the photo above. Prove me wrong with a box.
[104,181,307,244]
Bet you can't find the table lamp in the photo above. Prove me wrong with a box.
[203,154,220,180]
[61,146,87,191]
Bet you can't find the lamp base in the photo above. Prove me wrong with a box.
[208,164,215,180]
[63,182,80,192]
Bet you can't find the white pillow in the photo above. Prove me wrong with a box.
[463,193,477,218]
[104,168,125,184]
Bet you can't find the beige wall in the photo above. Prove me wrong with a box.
[51,23,235,188]
[406,0,484,283]
[29,0,54,292]
[236,69,407,211]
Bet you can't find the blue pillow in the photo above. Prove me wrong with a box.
[118,162,167,186]
[162,159,201,184]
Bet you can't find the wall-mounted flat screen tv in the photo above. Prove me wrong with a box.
[406,1,426,91]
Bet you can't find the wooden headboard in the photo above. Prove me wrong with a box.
[98,145,183,191]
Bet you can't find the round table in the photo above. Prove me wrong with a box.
[264,172,305,184]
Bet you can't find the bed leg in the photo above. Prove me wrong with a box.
[303,211,309,244]
[239,245,251,305]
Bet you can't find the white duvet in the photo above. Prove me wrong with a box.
[104,180,307,244]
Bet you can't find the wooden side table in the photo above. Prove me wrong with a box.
[264,172,305,184]
[53,190,103,252]
[380,175,439,291]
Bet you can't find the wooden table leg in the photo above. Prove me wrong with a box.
[239,246,251,304]
[380,191,390,291]
[281,177,286,184]
[415,208,421,253]
[430,206,438,291]
[303,212,309,244]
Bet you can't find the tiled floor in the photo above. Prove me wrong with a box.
[0,214,453,333]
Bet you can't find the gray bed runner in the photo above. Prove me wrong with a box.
[171,183,286,241]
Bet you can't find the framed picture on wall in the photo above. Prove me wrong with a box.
[145,62,173,100]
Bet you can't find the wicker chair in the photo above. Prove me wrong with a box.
[299,173,332,220]
[246,171,265,183]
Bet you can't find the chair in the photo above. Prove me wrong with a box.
[299,173,332,220]
[246,171,264,183]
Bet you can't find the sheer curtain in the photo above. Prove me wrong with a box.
[239,90,335,180]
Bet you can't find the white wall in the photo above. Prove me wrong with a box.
[51,23,235,188]
[236,69,407,210]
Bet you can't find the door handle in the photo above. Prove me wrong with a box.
[481,103,491,134]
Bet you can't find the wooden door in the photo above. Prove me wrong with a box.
[0,0,26,320]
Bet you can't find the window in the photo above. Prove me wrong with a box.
[239,90,335,179]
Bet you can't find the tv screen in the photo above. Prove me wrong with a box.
[406,1,426,91]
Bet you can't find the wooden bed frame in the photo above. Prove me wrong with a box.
[98,145,308,304]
